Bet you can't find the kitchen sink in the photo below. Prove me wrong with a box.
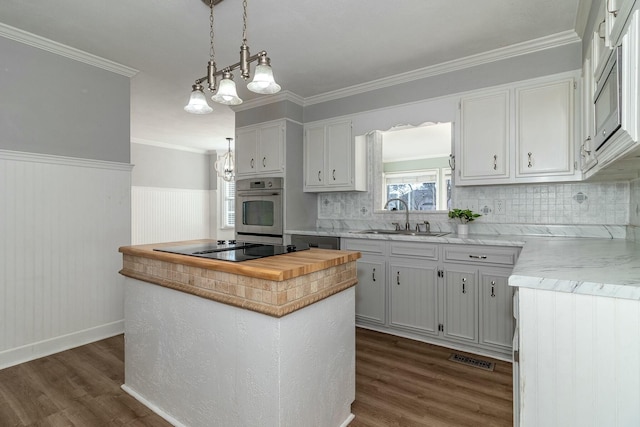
[351,229,450,237]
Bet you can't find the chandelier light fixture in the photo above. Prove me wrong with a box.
[184,0,281,114]
[214,137,235,181]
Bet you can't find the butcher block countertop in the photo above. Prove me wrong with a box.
[119,239,361,317]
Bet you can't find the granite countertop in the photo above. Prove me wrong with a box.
[287,228,640,300]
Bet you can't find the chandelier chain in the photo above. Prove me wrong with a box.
[242,0,248,44]
[209,0,215,62]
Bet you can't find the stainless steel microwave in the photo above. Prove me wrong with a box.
[594,46,622,152]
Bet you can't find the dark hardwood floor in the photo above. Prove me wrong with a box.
[0,329,512,426]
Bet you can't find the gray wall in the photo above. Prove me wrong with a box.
[131,143,212,190]
[235,99,303,128]
[234,41,581,129]
[304,42,582,123]
[0,37,130,163]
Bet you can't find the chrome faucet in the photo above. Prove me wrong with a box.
[417,221,430,233]
[384,198,410,230]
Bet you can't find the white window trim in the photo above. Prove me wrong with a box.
[219,178,235,230]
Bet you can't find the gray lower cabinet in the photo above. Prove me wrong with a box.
[443,265,477,343]
[354,256,386,325]
[479,269,514,349]
[342,237,520,359]
[388,261,439,335]
[342,238,387,325]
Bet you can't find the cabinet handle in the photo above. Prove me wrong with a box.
[493,154,498,170]
[332,169,336,180]
[317,170,322,181]
[607,0,618,17]
[372,268,376,282]
[598,19,606,39]
[396,271,400,286]
[250,158,255,169]
[262,157,266,167]
[449,154,455,170]
[491,280,496,298]
[582,136,592,156]
[469,255,487,259]
[462,277,467,294]
[527,152,533,168]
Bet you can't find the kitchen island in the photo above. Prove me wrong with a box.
[118,240,360,427]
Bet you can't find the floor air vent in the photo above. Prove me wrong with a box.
[448,353,495,371]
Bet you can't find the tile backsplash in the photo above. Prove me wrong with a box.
[631,178,640,227]
[316,134,632,237]
[455,182,629,225]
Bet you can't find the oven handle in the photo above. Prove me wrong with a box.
[238,192,282,197]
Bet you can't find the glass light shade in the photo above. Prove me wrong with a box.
[214,151,235,182]
[211,77,243,105]
[247,64,281,94]
[184,87,213,114]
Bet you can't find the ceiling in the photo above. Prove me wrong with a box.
[0,0,587,153]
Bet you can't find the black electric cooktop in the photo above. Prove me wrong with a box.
[154,240,310,262]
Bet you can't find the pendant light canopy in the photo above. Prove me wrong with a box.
[184,0,281,114]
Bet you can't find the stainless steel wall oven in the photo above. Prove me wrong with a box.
[235,177,284,244]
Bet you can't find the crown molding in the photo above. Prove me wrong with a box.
[0,23,138,77]
[0,149,133,171]
[231,90,305,112]
[131,138,209,154]
[304,30,581,106]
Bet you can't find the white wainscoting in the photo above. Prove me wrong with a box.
[131,187,212,245]
[0,150,131,369]
[517,287,640,427]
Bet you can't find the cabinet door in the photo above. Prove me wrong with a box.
[389,262,438,335]
[354,257,386,325]
[460,90,510,181]
[443,267,477,343]
[581,48,598,172]
[235,129,258,176]
[258,123,284,173]
[304,125,325,188]
[516,79,574,176]
[325,120,352,186]
[479,270,513,350]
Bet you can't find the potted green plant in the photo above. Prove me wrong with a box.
[448,208,481,235]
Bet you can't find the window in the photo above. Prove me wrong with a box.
[384,168,451,211]
[221,179,235,228]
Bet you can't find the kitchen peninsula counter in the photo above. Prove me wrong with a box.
[118,239,360,427]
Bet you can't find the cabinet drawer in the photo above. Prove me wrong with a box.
[390,241,439,260]
[342,238,386,255]
[443,245,518,266]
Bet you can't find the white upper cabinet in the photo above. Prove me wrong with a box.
[459,90,510,183]
[235,121,284,177]
[584,8,640,179]
[581,46,599,172]
[456,72,581,186]
[515,79,574,177]
[303,119,366,192]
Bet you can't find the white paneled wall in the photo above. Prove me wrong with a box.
[0,150,131,369]
[131,187,212,245]
[517,288,640,427]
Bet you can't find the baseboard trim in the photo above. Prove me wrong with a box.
[340,413,356,427]
[0,320,124,370]
[121,384,186,427]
